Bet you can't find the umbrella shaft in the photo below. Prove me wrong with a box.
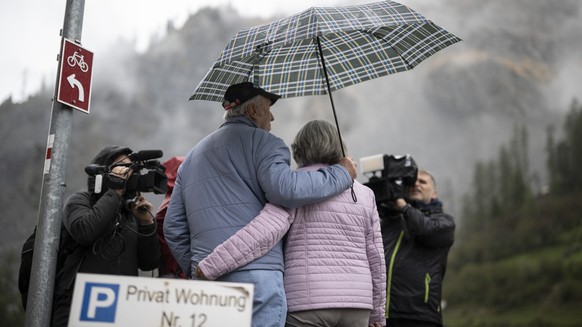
[316,36,346,158]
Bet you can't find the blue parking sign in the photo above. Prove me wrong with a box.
[80,282,120,323]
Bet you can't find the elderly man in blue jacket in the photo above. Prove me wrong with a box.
[164,82,357,327]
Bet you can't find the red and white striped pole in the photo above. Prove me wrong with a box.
[43,134,54,174]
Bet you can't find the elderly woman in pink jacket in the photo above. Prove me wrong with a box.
[196,120,386,327]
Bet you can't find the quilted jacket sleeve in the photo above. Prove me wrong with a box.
[403,205,455,248]
[197,203,293,280]
[367,202,387,325]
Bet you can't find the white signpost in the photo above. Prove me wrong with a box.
[68,273,254,327]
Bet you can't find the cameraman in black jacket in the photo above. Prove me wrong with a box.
[380,169,455,327]
[51,145,160,327]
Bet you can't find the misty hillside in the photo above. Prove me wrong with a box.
[1,0,581,253]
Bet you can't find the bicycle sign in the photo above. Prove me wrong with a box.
[57,38,94,114]
[67,51,89,72]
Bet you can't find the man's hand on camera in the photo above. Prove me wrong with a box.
[130,195,154,225]
[395,198,407,211]
[109,166,131,196]
[110,165,131,178]
[339,156,357,180]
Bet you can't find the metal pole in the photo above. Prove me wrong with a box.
[25,1,85,326]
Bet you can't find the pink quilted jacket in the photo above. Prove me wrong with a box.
[198,165,386,325]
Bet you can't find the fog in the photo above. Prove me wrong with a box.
[1,0,581,251]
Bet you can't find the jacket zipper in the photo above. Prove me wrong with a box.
[424,272,431,303]
[386,230,405,318]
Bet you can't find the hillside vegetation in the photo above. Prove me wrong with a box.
[443,101,582,327]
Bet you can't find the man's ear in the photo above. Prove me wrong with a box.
[247,103,260,120]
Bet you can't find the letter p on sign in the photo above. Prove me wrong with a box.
[80,283,120,323]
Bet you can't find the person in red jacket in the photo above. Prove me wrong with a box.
[155,156,187,278]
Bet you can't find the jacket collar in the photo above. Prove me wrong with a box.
[220,115,258,129]
[411,198,443,215]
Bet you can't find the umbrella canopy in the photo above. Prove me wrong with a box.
[190,0,461,102]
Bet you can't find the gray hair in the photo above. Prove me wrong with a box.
[418,168,437,190]
[223,96,263,120]
[291,120,345,167]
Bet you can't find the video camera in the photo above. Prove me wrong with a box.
[85,150,168,207]
[360,154,418,205]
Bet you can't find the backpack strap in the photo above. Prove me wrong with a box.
[18,228,37,310]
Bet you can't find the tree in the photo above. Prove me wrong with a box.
[546,99,582,194]
[461,124,533,232]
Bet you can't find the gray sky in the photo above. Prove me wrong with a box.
[1,0,409,102]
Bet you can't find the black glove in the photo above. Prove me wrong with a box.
[106,174,126,190]
[378,202,401,219]
[388,181,406,201]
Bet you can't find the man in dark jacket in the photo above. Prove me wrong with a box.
[51,145,161,327]
[381,169,455,327]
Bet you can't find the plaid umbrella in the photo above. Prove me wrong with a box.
[191,0,460,152]
[191,0,460,101]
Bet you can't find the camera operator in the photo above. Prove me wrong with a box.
[381,169,455,327]
[51,145,160,327]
